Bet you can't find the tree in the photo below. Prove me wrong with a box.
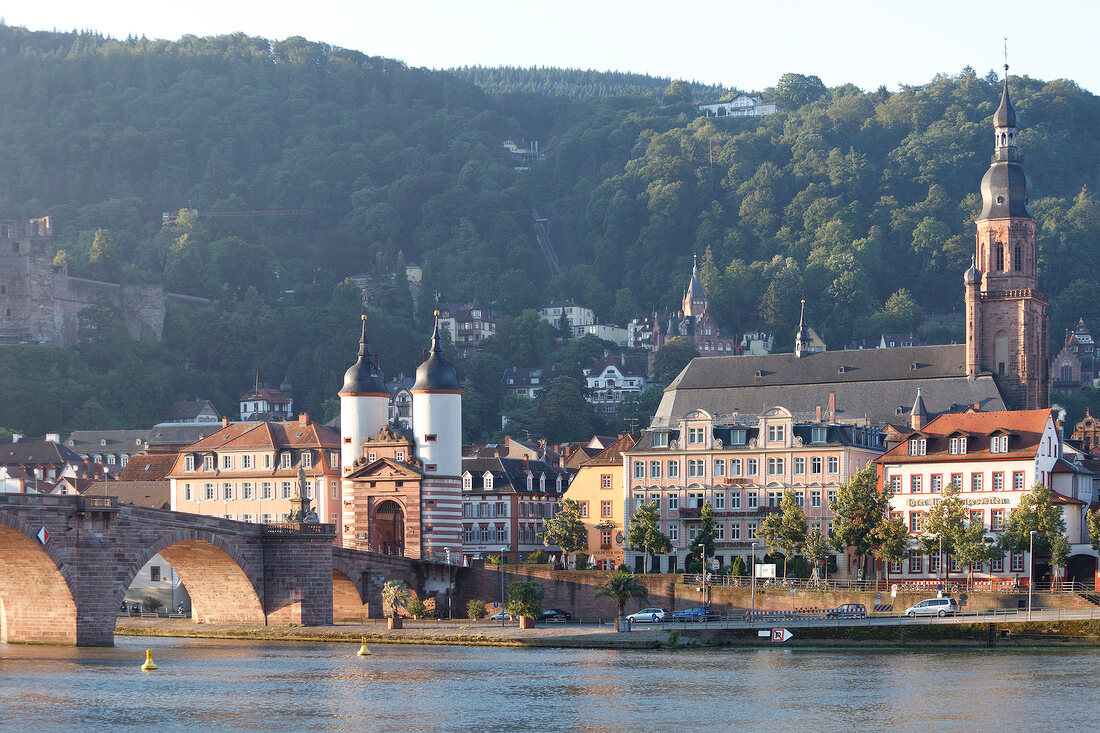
[758,489,807,578]
[1087,506,1100,551]
[539,498,588,566]
[381,579,411,619]
[536,375,593,442]
[626,501,671,574]
[871,516,910,582]
[916,485,969,582]
[505,580,545,621]
[594,569,648,622]
[688,500,716,574]
[999,484,1069,584]
[830,465,894,578]
[730,555,747,577]
[466,599,488,620]
[652,337,699,385]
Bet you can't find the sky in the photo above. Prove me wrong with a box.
[4,0,1097,94]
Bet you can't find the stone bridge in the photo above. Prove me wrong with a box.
[0,494,452,645]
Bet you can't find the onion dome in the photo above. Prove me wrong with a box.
[978,67,1032,220]
[964,257,981,285]
[341,315,387,394]
[993,72,1017,128]
[413,310,461,391]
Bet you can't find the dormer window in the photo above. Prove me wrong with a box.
[462,473,472,490]
[184,455,195,472]
[279,452,292,469]
[484,472,494,490]
[526,473,533,491]
[687,427,705,445]
[811,427,827,444]
[990,435,1009,453]
[539,474,546,491]
[730,430,747,446]
[301,452,313,469]
[908,438,926,456]
[652,432,669,448]
[203,455,214,471]
[767,425,785,443]
[949,437,967,455]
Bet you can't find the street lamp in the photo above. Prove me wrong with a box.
[938,532,943,592]
[1028,530,1036,621]
[698,542,707,606]
[751,541,759,621]
[501,546,506,626]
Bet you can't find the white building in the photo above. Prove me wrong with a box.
[698,93,777,118]
[539,302,595,331]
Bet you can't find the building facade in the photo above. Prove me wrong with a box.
[1051,319,1096,396]
[622,406,884,574]
[876,408,1093,586]
[698,94,777,118]
[584,352,649,421]
[563,433,638,570]
[438,301,497,358]
[167,415,341,524]
[651,257,740,357]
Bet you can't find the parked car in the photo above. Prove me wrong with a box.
[541,608,572,622]
[904,598,958,617]
[626,608,668,623]
[670,606,717,622]
[825,603,867,619]
[489,611,513,621]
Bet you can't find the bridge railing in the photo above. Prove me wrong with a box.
[680,574,1096,594]
[333,537,462,565]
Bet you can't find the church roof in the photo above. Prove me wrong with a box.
[413,311,460,392]
[654,344,1007,427]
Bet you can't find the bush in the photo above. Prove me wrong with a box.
[574,553,589,569]
[505,580,545,619]
[141,595,163,613]
[731,556,747,577]
[467,599,488,620]
[525,549,550,564]
[406,598,426,619]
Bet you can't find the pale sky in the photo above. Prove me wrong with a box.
[4,1,1097,94]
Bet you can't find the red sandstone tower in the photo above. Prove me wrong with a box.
[965,66,1049,409]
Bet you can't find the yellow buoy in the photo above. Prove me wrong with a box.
[357,636,371,656]
[141,649,158,671]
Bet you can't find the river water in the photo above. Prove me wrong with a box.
[0,637,1095,732]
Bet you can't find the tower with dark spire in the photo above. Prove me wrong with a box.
[966,64,1049,409]
[412,309,463,557]
[682,254,706,317]
[339,314,390,474]
[794,300,810,357]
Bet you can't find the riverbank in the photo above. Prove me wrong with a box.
[114,617,1100,650]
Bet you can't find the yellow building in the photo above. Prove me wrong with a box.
[563,434,637,570]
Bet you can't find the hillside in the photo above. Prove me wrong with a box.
[1,24,1099,439]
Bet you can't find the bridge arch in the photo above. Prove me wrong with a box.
[125,530,265,625]
[0,513,79,644]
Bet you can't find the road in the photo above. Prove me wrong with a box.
[647,607,1100,631]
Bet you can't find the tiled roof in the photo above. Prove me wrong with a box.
[879,409,1051,463]
[65,429,149,452]
[182,420,339,452]
[86,480,170,509]
[581,434,639,466]
[462,456,568,494]
[0,438,81,466]
[120,454,177,481]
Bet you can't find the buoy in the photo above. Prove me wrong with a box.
[357,636,371,656]
[141,649,158,671]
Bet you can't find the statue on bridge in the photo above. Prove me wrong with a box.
[289,463,318,524]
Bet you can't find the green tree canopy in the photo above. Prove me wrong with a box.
[594,569,648,620]
[830,465,894,577]
[626,500,672,573]
[652,337,699,385]
[539,498,589,560]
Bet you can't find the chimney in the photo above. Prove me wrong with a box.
[12,433,22,443]
[504,435,511,447]
[828,393,836,420]
[222,417,230,428]
[299,413,310,425]
[45,433,59,443]
[815,405,822,422]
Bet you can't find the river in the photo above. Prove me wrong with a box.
[0,637,1095,731]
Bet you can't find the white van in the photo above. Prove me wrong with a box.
[904,598,958,617]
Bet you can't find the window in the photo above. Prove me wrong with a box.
[827,457,839,474]
[767,491,782,507]
[909,554,923,573]
[183,483,192,501]
[909,512,923,532]
[241,482,253,500]
[908,439,926,456]
[668,493,679,510]
[951,473,963,490]
[827,489,837,506]
[184,456,195,472]
[279,453,292,469]
[652,432,668,448]
[747,521,757,540]
[241,455,252,470]
[263,454,272,469]
[668,524,679,542]
[222,483,233,500]
[730,491,741,509]
[996,244,1004,271]
[688,459,705,478]
[463,474,472,490]
[714,492,725,509]
[601,474,612,489]
[747,492,758,509]
[949,556,961,573]
[767,457,784,476]
[794,457,806,475]
[395,451,405,462]
[667,461,679,479]
[991,556,1004,572]
[729,459,742,477]
[890,475,901,493]
[931,475,942,493]
[715,523,725,541]
[990,435,1008,453]
[367,452,376,463]
[971,473,983,492]
[688,427,705,445]
[484,473,494,490]
[633,461,645,479]
[1013,472,1025,491]
[811,427,827,444]
[929,553,940,574]
[601,529,612,547]
[714,460,726,477]
[649,494,661,510]
[203,455,214,471]
[911,475,922,493]
[222,455,233,470]
[203,483,215,500]
[746,459,758,476]
[949,437,967,455]
[811,457,823,474]
[767,425,784,443]
[495,502,507,517]
[1011,553,1024,572]
[601,501,613,518]
[991,509,1005,532]
[496,526,508,543]
[281,482,292,499]
[731,523,741,540]
[811,491,821,508]
[649,461,662,479]
[970,509,983,528]
[150,566,161,582]
[992,473,1004,492]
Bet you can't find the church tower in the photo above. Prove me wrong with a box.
[339,315,389,475]
[967,66,1049,409]
[412,310,463,558]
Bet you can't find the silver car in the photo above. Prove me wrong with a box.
[904,598,958,617]
[626,608,668,623]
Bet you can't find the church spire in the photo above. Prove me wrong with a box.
[794,299,809,358]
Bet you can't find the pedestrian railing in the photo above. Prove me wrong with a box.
[680,574,1095,594]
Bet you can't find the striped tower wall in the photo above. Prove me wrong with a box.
[420,476,463,558]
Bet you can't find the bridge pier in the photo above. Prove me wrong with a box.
[262,524,334,626]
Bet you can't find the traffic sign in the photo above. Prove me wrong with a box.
[771,628,793,643]
[37,527,49,545]
[755,563,776,579]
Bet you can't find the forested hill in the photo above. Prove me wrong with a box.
[1,22,1100,439]
[448,65,732,100]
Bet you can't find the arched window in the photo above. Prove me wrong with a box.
[1061,362,1073,384]
[1015,246,1022,271]
[996,245,1004,271]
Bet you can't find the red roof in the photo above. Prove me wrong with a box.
[879,409,1052,464]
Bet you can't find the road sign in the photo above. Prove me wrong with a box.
[771,628,793,643]
[710,558,721,570]
[891,583,898,599]
[757,630,770,637]
[493,602,499,608]
[755,563,776,579]
[37,527,49,545]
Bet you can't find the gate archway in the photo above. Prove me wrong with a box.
[374,500,404,556]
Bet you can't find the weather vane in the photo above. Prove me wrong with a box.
[1003,37,1009,74]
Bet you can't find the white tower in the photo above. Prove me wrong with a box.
[339,315,389,474]
[412,310,463,557]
